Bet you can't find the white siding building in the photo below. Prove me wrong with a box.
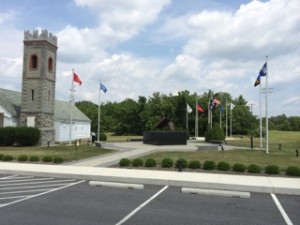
[0,88,91,143]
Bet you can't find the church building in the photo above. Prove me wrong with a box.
[0,29,91,145]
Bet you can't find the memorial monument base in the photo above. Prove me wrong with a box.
[143,131,187,145]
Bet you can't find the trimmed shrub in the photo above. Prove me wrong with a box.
[3,155,14,161]
[29,155,40,162]
[18,155,28,162]
[203,160,216,170]
[205,124,225,142]
[14,127,40,146]
[0,127,16,146]
[145,158,157,167]
[53,156,64,164]
[188,160,201,169]
[286,166,300,177]
[132,158,143,167]
[265,165,280,175]
[100,132,107,141]
[248,164,261,174]
[232,163,247,172]
[119,158,131,167]
[161,158,174,168]
[175,158,188,169]
[217,161,231,171]
[0,154,3,160]
[42,156,53,163]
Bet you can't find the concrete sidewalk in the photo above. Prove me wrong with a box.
[0,141,299,195]
[0,162,299,195]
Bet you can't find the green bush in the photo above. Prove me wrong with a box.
[205,124,225,142]
[0,154,3,160]
[100,132,107,141]
[42,156,53,163]
[145,158,157,167]
[217,161,231,171]
[132,158,143,167]
[14,127,40,146]
[203,160,216,170]
[248,164,261,174]
[0,127,16,146]
[3,155,14,161]
[286,166,300,176]
[17,155,28,162]
[175,158,188,169]
[53,156,64,164]
[265,165,280,174]
[119,158,131,167]
[188,160,201,169]
[232,163,247,172]
[161,158,174,168]
[29,155,40,162]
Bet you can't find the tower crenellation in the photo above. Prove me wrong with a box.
[24,29,57,46]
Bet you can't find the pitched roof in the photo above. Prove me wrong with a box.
[0,88,90,122]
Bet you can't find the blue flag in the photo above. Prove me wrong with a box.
[100,82,107,93]
[254,62,267,87]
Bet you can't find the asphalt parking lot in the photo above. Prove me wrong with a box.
[0,174,299,225]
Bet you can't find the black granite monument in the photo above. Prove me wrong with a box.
[143,116,186,145]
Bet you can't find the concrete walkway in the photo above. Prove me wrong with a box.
[0,141,299,195]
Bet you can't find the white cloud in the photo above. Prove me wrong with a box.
[74,0,171,40]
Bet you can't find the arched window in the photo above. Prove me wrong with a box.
[48,57,53,72]
[30,55,38,69]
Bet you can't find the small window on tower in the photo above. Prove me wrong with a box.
[48,57,53,72]
[31,90,34,101]
[48,90,51,101]
[30,55,38,69]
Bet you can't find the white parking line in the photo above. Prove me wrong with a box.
[0,179,76,187]
[0,180,85,208]
[115,185,169,225]
[0,175,19,179]
[271,194,293,225]
[0,177,55,183]
[0,189,52,195]
[0,182,79,190]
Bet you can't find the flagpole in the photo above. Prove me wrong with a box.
[195,97,198,137]
[265,56,269,154]
[225,99,228,139]
[259,82,262,149]
[69,69,74,145]
[230,103,232,137]
[186,104,188,132]
[97,80,101,142]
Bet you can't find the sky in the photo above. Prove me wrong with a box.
[0,0,299,117]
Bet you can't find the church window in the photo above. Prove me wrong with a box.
[30,55,38,69]
[48,57,53,72]
[31,90,35,101]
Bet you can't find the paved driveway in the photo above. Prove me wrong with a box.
[0,174,299,225]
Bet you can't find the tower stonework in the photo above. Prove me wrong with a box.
[20,30,58,145]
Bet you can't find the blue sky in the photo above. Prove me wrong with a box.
[0,0,299,117]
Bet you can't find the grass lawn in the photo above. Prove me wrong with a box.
[0,144,116,162]
[139,130,300,171]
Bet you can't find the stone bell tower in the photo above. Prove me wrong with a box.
[20,29,58,145]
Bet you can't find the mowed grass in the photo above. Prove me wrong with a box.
[0,143,116,162]
[139,130,300,170]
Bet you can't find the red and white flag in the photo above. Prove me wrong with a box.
[73,72,82,85]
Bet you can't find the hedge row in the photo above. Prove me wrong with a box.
[118,158,300,177]
[0,127,40,146]
[0,154,64,164]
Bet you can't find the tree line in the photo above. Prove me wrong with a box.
[75,90,299,137]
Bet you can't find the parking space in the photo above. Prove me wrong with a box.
[0,174,84,208]
[0,174,299,225]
